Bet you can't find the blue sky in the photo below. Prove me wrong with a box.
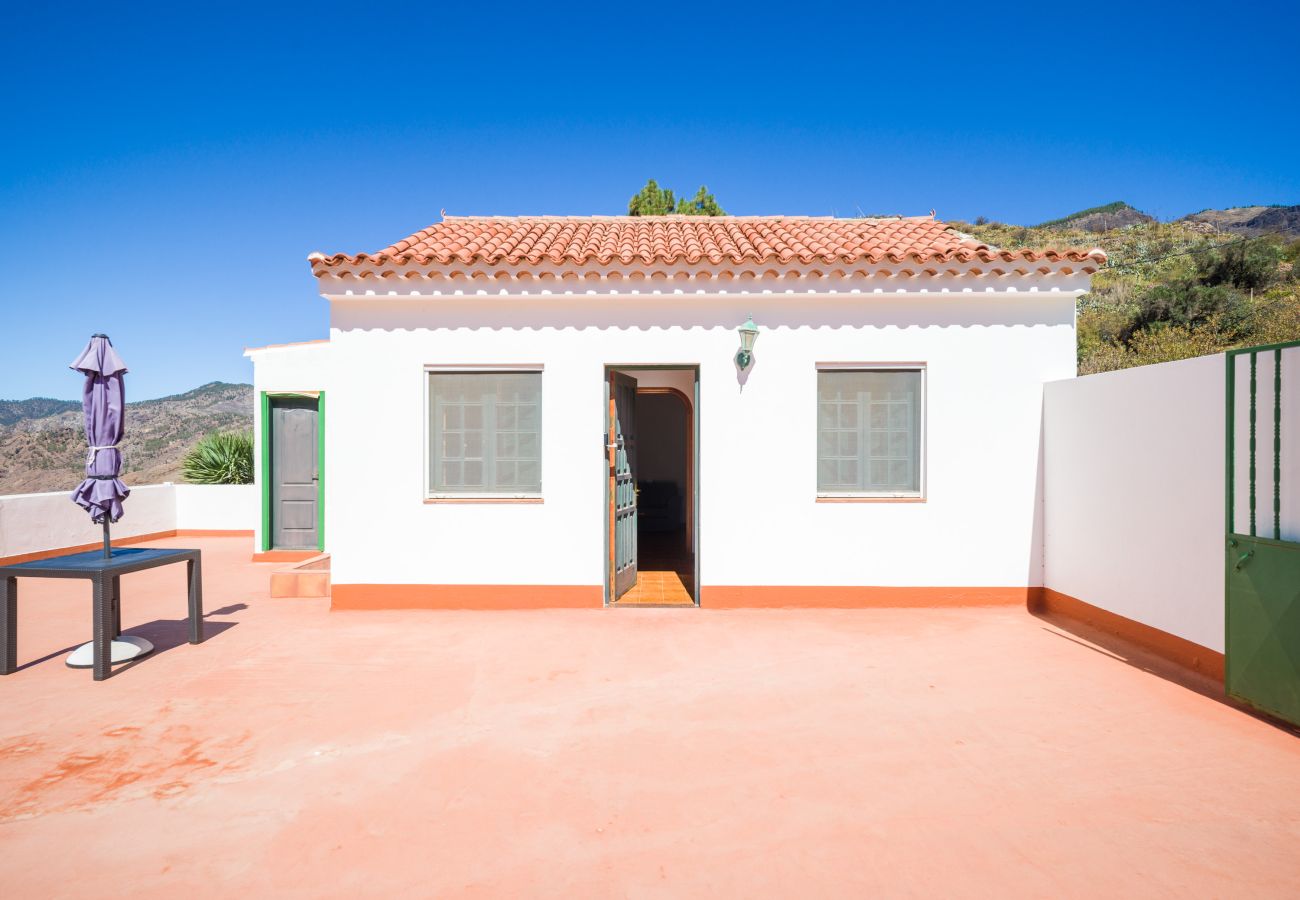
[3,0,1297,400]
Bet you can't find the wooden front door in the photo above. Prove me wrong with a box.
[609,372,638,600]
[270,396,319,550]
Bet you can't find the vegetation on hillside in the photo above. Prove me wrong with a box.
[0,397,80,427]
[182,430,254,485]
[954,217,1300,373]
[0,382,252,494]
[1036,201,1145,229]
[628,180,725,216]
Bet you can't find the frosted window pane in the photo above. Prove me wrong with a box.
[463,460,483,487]
[817,370,922,493]
[818,458,837,483]
[429,372,542,493]
[464,432,482,458]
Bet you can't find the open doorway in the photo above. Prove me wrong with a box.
[605,367,698,606]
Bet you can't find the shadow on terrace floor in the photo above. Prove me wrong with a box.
[1028,607,1300,738]
[16,603,245,678]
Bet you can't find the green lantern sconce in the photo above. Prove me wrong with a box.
[735,315,759,371]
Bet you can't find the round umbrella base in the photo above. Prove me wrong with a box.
[66,635,154,669]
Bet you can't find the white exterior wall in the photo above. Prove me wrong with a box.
[323,290,1075,590]
[0,484,255,560]
[174,484,258,531]
[1042,355,1227,652]
[245,342,332,551]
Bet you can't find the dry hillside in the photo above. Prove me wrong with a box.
[1179,205,1300,239]
[0,382,252,495]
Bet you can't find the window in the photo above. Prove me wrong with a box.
[817,367,924,496]
[427,371,542,496]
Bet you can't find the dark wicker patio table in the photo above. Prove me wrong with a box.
[0,547,203,681]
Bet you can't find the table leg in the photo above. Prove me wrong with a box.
[110,575,121,639]
[92,576,111,681]
[1,576,15,676]
[188,556,203,644]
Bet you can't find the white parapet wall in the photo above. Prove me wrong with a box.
[0,483,256,561]
[1042,354,1226,653]
[174,484,258,532]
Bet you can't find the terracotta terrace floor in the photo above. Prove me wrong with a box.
[2,536,1299,898]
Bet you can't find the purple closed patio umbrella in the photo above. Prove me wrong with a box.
[69,334,130,554]
[65,334,153,667]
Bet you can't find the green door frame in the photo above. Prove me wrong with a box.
[601,365,700,607]
[260,391,325,552]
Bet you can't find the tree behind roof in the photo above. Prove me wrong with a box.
[628,180,725,216]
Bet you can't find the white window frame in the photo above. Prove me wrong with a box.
[423,365,544,500]
[815,362,928,500]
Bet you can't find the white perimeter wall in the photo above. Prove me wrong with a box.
[323,292,1076,589]
[0,484,256,560]
[174,484,258,531]
[1043,354,1228,652]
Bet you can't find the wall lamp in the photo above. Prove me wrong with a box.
[735,315,759,371]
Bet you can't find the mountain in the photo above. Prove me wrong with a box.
[1036,201,1157,233]
[1178,205,1300,239]
[0,382,252,495]
[0,397,81,427]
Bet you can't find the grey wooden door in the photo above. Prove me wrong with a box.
[271,397,319,550]
[609,372,638,600]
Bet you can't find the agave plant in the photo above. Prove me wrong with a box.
[182,430,254,485]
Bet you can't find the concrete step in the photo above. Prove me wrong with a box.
[269,553,331,598]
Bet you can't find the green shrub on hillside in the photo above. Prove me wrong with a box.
[1126,282,1250,339]
[1078,320,1226,375]
[182,430,253,485]
[1195,238,1285,291]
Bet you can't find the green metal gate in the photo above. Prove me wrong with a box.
[1226,340,1300,725]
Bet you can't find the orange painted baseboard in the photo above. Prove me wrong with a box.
[332,584,1034,610]
[1030,587,1225,682]
[332,584,603,610]
[0,529,252,567]
[701,585,1033,608]
[252,550,321,563]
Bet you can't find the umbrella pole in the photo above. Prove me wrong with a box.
[103,518,111,559]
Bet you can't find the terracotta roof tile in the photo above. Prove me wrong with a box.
[309,215,1105,272]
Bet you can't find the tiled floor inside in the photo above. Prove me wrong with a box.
[613,529,694,606]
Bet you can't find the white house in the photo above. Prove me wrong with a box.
[246,215,1103,609]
